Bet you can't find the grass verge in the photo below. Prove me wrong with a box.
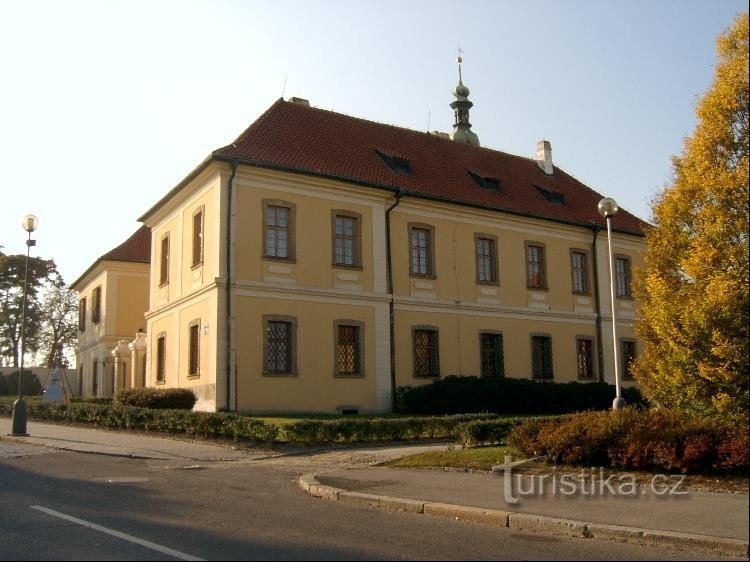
[385,446,513,471]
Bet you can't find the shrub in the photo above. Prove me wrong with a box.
[507,407,748,474]
[457,418,521,448]
[0,371,43,396]
[114,387,197,410]
[394,376,645,415]
[279,413,499,444]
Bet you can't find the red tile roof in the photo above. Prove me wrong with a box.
[71,226,150,290]
[213,99,647,236]
[101,225,151,263]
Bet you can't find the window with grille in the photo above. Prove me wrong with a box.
[410,226,433,276]
[192,209,204,267]
[480,333,504,378]
[526,243,546,288]
[78,298,86,331]
[577,338,595,379]
[621,340,636,380]
[334,214,359,267]
[571,251,588,294]
[92,287,102,324]
[531,335,553,379]
[476,237,497,283]
[156,335,166,383]
[188,322,200,376]
[414,329,440,377]
[336,325,361,375]
[265,320,292,374]
[615,257,631,297]
[265,206,291,259]
[160,235,170,286]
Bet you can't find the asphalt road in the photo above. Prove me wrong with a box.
[0,443,740,561]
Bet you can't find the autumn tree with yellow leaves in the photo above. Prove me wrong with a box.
[634,13,749,419]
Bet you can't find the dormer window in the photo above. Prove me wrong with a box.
[535,185,565,205]
[468,171,500,192]
[376,150,411,173]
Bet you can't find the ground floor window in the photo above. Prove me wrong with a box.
[480,332,504,378]
[413,328,440,377]
[264,316,297,375]
[621,340,637,380]
[335,322,363,376]
[156,335,166,383]
[576,337,595,380]
[531,335,553,380]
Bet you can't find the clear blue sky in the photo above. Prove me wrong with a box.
[0,0,746,284]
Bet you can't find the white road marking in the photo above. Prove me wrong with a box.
[30,505,204,561]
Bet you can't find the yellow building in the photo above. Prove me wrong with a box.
[71,226,150,398]
[134,71,647,414]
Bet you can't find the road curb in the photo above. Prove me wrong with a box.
[298,473,749,558]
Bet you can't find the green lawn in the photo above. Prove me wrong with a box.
[385,446,514,471]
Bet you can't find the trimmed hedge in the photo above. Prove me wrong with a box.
[0,371,43,396]
[507,408,749,474]
[0,400,505,445]
[0,400,279,443]
[395,376,645,415]
[114,387,197,410]
[278,413,498,444]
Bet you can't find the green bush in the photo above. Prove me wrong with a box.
[457,418,526,448]
[395,376,645,415]
[507,408,749,474]
[279,413,499,444]
[0,371,43,396]
[114,387,197,410]
[1,400,509,445]
[4,400,279,444]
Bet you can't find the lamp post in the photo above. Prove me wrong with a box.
[597,198,626,410]
[10,214,38,436]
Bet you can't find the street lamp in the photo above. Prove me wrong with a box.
[597,198,626,410]
[10,214,39,436]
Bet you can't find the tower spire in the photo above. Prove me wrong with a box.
[450,53,480,146]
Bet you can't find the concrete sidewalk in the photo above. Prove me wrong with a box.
[303,467,749,557]
[0,418,253,461]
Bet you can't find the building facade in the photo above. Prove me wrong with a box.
[71,226,150,398]
[134,75,646,413]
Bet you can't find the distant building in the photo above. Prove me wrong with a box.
[71,226,150,398]
[74,63,646,412]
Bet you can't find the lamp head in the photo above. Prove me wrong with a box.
[597,198,619,219]
[21,214,39,233]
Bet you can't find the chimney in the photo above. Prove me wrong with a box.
[288,97,310,106]
[431,130,450,139]
[536,140,553,175]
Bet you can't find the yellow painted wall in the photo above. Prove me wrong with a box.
[389,201,622,311]
[233,179,376,292]
[394,309,601,386]
[114,274,149,335]
[234,295,379,413]
[149,174,222,311]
